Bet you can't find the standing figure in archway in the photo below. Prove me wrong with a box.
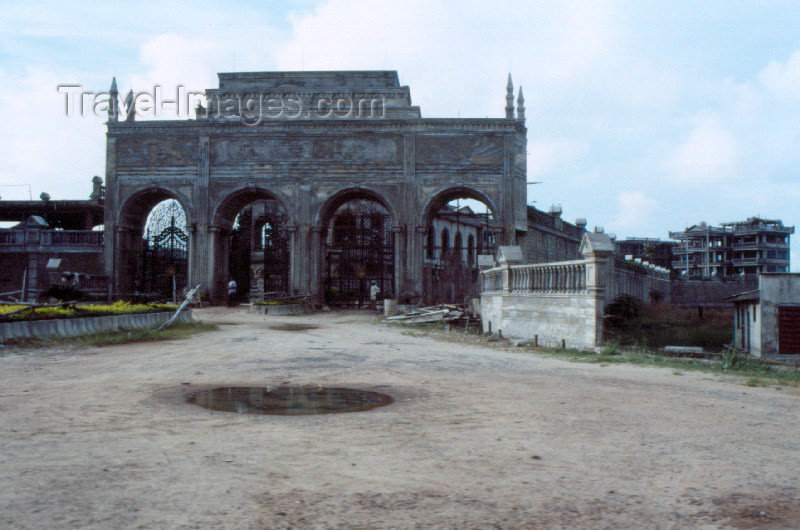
[227,278,238,307]
[370,280,381,310]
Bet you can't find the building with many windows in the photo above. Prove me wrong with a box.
[669,217,794,278]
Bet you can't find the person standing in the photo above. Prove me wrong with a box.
[369,281,381,310]
[227,278,238,307]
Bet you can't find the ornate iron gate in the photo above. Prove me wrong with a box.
[260,219,290,293]
[325,203,394,307]
[140,216,188,299]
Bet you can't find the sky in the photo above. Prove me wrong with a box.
[1,0,799,268]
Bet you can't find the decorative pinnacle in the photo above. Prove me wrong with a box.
[517,86,525,123]
[108,77,119,122]
[505,73,515,119]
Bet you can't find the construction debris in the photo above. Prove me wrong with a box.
[384,304,467,324]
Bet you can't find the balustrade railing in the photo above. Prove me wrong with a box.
[481,260,587,293]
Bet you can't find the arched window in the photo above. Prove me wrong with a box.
[454,232,463,263]
[440,228,449,260]
[426,226,435,259]
[467,234,475,268]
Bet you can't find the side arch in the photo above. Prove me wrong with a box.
[117,186,194,231]
[114,186,193,297]
[419,185,499,229]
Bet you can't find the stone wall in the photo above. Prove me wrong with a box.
[671,277,758,307]
[480,233,613,350]
[606,259,671,304]
[518,206,584,264]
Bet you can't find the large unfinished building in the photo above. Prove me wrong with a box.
[670,217,794,278]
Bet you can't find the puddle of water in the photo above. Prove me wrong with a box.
[187,386,392,415]
[268,324,319,332]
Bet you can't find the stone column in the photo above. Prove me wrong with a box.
[392,225,403,298]
[287,224,299,294]
[193,136,210,294]
[309,226,323,304]
[412,226,426,299]
[580,233,614,346]
[103,138,117,283]
[113,226,130,294]
[206,226,220,303]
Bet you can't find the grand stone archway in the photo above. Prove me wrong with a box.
[114,187,193,297]
[104,71,528,303]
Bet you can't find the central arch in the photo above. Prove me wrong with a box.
[211,187,292,303]
[317,188,398,308]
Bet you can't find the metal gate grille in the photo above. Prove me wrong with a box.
[261,221,289,293]
[325,203,393,307]
[778,305,800,354]
[140,215,188,300]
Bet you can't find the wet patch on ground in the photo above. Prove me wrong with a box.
[186,385,393,415]
[267,324,320,332]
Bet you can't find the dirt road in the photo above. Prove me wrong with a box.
[1,308,798,528]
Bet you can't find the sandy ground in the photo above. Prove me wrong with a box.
[1,307,798,529]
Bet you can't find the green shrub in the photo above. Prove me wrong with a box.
[0,301,178,322]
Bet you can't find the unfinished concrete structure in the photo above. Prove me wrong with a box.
[670,218,794,278]
[104,71,529,303]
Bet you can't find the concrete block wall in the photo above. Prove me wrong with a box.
[481,292,598,349]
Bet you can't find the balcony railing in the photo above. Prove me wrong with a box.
[0,229,103,247]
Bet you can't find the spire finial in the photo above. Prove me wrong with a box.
[505,73,514,119]
[517,86,525,123]
[108,77,119,122]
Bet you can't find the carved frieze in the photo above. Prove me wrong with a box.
[415,135,504,166]
[210,137,400,165]
[116,138,198,167]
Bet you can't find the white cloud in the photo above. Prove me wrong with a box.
[666,114,739,183]
[0,67,105,200]
[271,0,622,118]
[527,140,587,179]
[609,191,660,234]
[758,49,800,101]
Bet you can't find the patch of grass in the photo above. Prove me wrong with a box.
[380,316,800,388]
[3,322,217,348]
[532,344,800,387]
[605,302,733,351]
[746,377,768,387]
